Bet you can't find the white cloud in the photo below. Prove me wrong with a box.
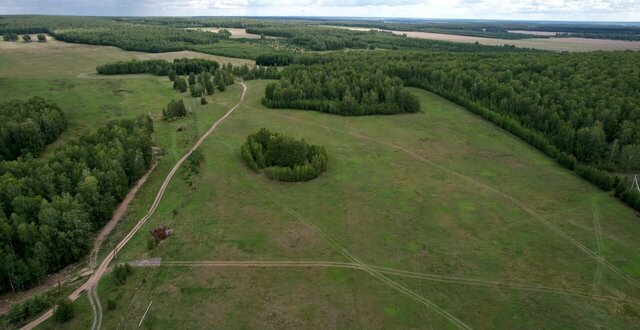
[1,0,639,20]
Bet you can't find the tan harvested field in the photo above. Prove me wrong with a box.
[186,27,274,39]
[508,30,559,36]
[322,25,640,52]
[0,38,254,78]
[135,50,254,66]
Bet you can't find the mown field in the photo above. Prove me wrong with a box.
[2,37,640,329]
[38,77,640,328]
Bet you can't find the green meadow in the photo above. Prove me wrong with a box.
[1,38,639,329]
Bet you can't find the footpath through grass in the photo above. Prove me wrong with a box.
[54,80,640,329]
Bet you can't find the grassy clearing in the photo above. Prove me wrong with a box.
[0,38,249,149]
[3,39,640,328]
[58,79,640,328]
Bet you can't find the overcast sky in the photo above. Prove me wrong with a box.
[1,0,639,21]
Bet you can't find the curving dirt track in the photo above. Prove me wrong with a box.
[20,82,247,330]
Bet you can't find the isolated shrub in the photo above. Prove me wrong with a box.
[37,34,47,42]
[106,299,117,311]
[162,99,187,120]
[183,148,205,187]
[146,236,158,250]
[168,70,177,81]
[200,96,208,105]
[53,298,74,323]
[21,35,32,42]
[240,128,328,182]
[3,32,19,41]
[113,263,133,285]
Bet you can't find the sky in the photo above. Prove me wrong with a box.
[1,0,639,21]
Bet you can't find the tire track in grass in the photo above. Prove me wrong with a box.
[250,183,473,330]
[131,259,636,305]
[592,197,603,293]
[20,83,247,330]
[255,109,640,289]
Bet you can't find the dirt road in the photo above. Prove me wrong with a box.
[0,160,158,316]
[20,82,247,330]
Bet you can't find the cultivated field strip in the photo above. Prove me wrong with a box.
[255,109,640,289]
[251,183,473,329]
[130,259,636,305]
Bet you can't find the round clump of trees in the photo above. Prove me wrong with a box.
[241,128,328,182]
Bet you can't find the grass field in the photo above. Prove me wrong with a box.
[39,77,640,328]
[322,25,640,52]
[0,37,253,148]
[2,38,640,329]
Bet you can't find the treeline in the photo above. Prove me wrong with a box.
[245,25,533,52]
[241,128,328,182]
[0,16,225,53]
[97,58,220,76]
[0,115,153,293]
[0,97,67,161]
[287,51,640,211]
[262,63,420,116]
[231,64,281,80]
[256,54,294,66]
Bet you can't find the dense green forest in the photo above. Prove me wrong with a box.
[241,128,328,182]
[262,63,420,116]
[96,58,220,76]
[254,50,640,210]
[0,97,67,161]
[0,16,224,52]
[0,114,153,293]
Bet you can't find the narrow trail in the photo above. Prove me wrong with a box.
[256,109,640,289]
[592,197,604,293]
[90,160,159,268]
[251,184,472,329]
[20,82,247,330]
[0,161,158,316]
[130,259,636,306]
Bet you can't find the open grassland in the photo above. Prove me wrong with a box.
[322,25,640,51]
[0,37,253,148]
[45,79,640,329]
